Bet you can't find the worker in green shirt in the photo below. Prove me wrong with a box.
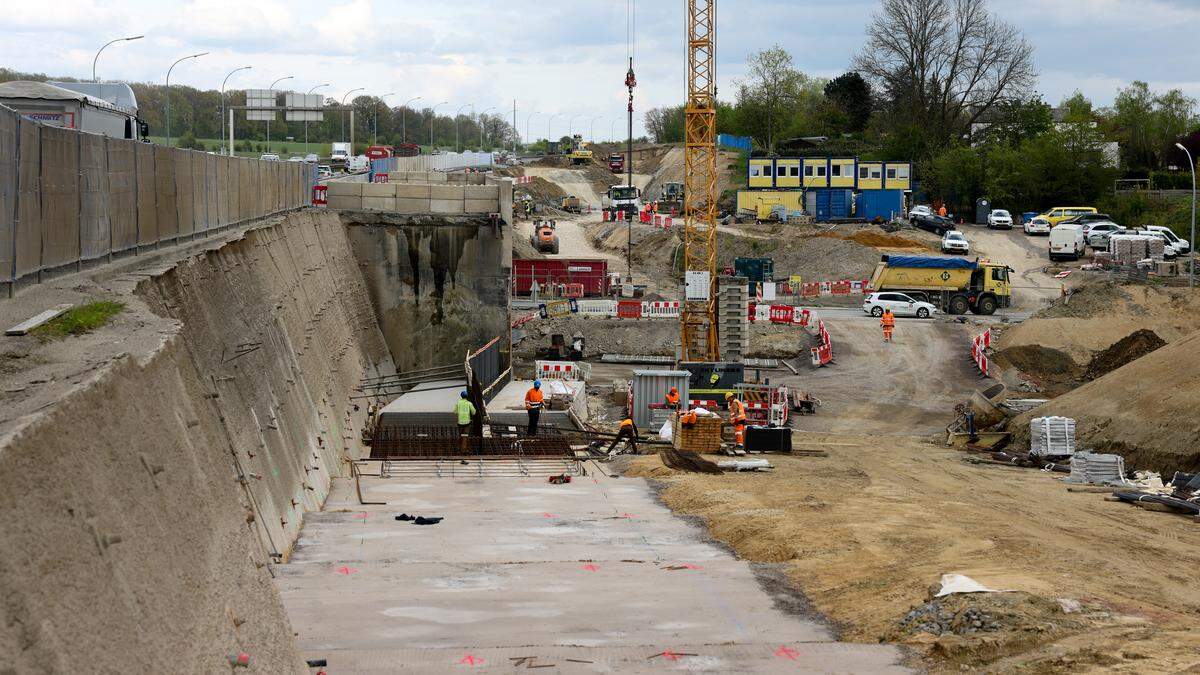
[455,390,477,454]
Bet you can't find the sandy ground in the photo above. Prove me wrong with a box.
[962,224,1069,313]
[629,436,1200,673]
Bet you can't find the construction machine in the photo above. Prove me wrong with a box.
[530,219,560,254]
[568,135,593,165]
[560,195,583,213]
[659,182,685,212]
[609,153,626,173]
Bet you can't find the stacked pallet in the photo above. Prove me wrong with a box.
[1065,452,1128,486]
[672,415,725,453]
[719,277,750,363]
[1030,416,1076,460]
[1109,235,1163,264]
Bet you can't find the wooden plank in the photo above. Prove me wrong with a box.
[5,303,72,336]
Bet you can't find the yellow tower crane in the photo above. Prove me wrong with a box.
[681,0,720,362]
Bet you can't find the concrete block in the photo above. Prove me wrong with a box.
[361,183,396,198]
[362,196,396,211]
[326,196,361,210]
[431,199,465,214]
[325,181,362,197]
[395,184,432,199]
[464,199,499,213]
[430,185,466,200]
[464,185,500,200]
[426,172,449,183]
[395,198,431,213]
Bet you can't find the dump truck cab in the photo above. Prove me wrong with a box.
[869,255,1012,315]
[605,185,642,217]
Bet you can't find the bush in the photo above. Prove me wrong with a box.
[1151,171,1194,190]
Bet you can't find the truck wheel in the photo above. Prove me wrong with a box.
[948,295,970,315]
[871,306,883,317]
[978,296,998,315]
[552,242,560,254]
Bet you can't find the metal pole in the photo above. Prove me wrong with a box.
[590,115,603,143]
[266,75,293,154]
[1179,143,1197,287]
[526,111,538,151]
[341,88,364,143]
[93,35,143,104]
[402,96,421,145]
[479,106,495,150]
[374,92,395,146]
[165,52,207,147]
[305,83,329,153]
[569,114,582,139]
[456,104,471,153]
[548,113,559,147]
[221,66,251,156]
[430,101,448,151]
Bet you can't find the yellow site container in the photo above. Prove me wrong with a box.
[737,190,804,219]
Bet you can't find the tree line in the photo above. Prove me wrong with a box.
[0,68,519,153]
[643,0,1199,215]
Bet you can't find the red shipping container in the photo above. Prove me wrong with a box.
[513,259,609,297]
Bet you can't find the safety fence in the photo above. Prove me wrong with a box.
[0,104,313,293]
[971,329,992,377]
[535,360,581,381]
[516,299,825,327]
[371,151,494,174]
[774,279,871,298]
[809,312,833,367]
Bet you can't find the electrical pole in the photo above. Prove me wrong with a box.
[626,56,637,279]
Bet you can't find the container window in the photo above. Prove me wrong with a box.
[871,170,881,179]
[804,165,814,177]
[832,164,842,177]
[764,165,774,177]
[859,167,869,179]
[750,165,761,177]
[791,165,800,177]
[887,168,897,179]
[896,166,910,179]
[817,166,826,177]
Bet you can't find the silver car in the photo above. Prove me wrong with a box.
[1082,222,1124,249]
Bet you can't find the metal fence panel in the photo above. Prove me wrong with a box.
[174,149,194,237]
[153,145,177,242]
[0,108,15,282]
[39,125,80,269]
[79,133,110,260]
[136,143,157,246]
[106,137,137,253]
[206,153,218,232]
[14,118,41,279]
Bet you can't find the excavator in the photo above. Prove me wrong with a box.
[530,219,560,254]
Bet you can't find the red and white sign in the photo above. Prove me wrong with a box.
[372,173,390,183]
[616,300,642,319]
[971,329,992,376]
[311,184,328,206]
[536,361,579,380]
[515,176,534,185]
[642,301,681,318]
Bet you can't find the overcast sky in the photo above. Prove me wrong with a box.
[7,0,1199,140]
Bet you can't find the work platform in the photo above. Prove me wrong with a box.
[274,474,909,673]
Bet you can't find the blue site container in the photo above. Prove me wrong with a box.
[717,134,752,153]
[857,189,904,222]
[810,189,854,222]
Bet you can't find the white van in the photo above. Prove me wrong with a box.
[1049,223,1085,261]
[1145,225,1190,254]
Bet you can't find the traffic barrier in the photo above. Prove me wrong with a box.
[768,305,794,324]
[603,210,611,222]
[642,301,681,318]
[536,360,580,381]
[511,311,538,328]
[563,283,585,299]
[538,298,579,319]
[616,300,643,319]
[809,317,834,367]
[831,281,852,295]
[640,210,652,224]
[515,175,534,185]
[372,172,390,183]
[818,281,833,296]
[577,299,617,317]
[312,185,328,206]
[971,329,992,377]
[795,309,811,327]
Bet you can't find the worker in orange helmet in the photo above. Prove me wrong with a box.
[937,204,948,218]
[664,386,681,411]
[880,308,896,343]
[606,417,640,455]
[725,392,748,446]
[525,380,544,436]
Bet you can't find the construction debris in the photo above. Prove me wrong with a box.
[658,447,722,474]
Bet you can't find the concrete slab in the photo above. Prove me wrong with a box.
[464,199,499,213]
[361,196,396,211]
[430,199,466,215]
[362,183,396,198]
[430,185,466,200]
[327,196,361,210]
[395,184,432,199]
[276,475,910,674]
[395,198,432,213]
[327,181,363,196]
[464,184,500,199]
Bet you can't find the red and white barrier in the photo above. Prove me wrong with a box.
[971,329,992,377]
[642,301,681,318]
[515,175,534,185]
[810,317,834,367]
[511,311,538,328]
[577,299,617,317]
[797,279,872,298]
[616,300,643,319]
[372,173,390,184]
[536,360,580,381]
[312,185,328,206]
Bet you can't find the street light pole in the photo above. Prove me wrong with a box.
[590,115,603,143]
[93,35,143,103]
[568,114,582,139]
[547,113,559,148]
[341,88,364,143]
[304,83,329,150]
[374,92,395,145]
[265,75,293,153]
[1177,143,1197,287]
[401,96,421,145]
[221,66,252,156]
[479,106,496,150]
[526,111,538,151]
[165,51,207,147]
[430,101,449,150]
[455,104,471,152]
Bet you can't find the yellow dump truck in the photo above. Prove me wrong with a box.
[868,255,1012,315]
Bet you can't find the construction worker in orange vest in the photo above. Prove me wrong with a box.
[881,308,896,343]
[606,417,640,454]
[679,409,698,428]
[725,392,747,446]
[525,380,544,436]
[664,386,681,411]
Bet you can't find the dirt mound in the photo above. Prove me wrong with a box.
[516,177,567,207]
[993,345,1081,395]
[1084,329,1166,381]
[1040,281,1134,319]
[842,230,934,250]
[1011,331,1200,477]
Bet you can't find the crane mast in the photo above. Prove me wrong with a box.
[681,0,720,362]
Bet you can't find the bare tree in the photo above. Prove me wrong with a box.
[736,46,812,153]
[854,0,1035,151]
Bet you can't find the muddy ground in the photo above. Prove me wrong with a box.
[628,435,1200,673]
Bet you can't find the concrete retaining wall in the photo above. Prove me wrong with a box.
[327,181,501,214]
[0,209,392,672]
[374,170,487,185]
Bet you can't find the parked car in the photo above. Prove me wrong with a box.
[1049,223,1085,261]
[908,205,933,220]
[316,165,333,179]
[1145,225,1190,253]
[287,155,305,162]
[304,153,320,163]
[941,230,971,255]
[987,209,1013,229]
[912,212,955,235]
[1062,213,1114,228]
[1132,229,1182,258]
[1083,222,1125,249]
[1024,215,1051,235]
[862,292,937,319]
[259,153,280,162]
[1042,206,1098,228]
